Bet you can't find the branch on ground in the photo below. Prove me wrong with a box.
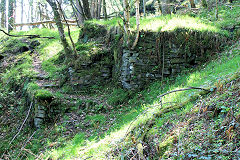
[158,87,211,99]
[0,29,55,39]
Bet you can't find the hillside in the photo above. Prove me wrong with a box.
[0,1,240,160]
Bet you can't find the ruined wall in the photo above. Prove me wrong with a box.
[116,29,228,89]
[78,24,228,90]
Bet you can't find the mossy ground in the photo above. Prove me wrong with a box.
[0,1,240,159]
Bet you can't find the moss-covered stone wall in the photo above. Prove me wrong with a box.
[78,23,229,90]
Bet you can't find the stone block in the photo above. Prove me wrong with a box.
[122,81,132,89]
[34,118,43,128]
[129,57,137,63]
[146,73,154,78]
[163,69,171,75]
[171,58,186,64]
[37,105,45,110]
[155,74,162,78]
[102,73,109,77]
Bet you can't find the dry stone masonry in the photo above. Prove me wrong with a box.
[78,23,228,90]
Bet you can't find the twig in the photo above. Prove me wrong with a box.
[0,29,55,39]
[9,102,33,145]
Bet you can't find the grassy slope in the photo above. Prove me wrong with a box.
[44,2,240,160]
[50,40,239,160]
[0,1,239,160]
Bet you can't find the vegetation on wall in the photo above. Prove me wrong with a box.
[0,0,239,159]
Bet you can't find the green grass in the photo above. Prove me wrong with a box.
[1,51,36,88]
[12,27,79,77]
[1,2,239,159]
[90,14,228,34]
[90,2,240,35]
[44,39,239,159]
[199,2,240,29]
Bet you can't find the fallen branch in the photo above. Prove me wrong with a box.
[9,102,33,145]
[14,19,77,27]
[158,87,210,99]
[123,87,211,140]
[0,29,55,39]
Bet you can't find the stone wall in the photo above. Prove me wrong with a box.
[78,24,228,90]
[116,29,228,89]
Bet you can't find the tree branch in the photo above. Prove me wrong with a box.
[0,29,55,39]
[158,87,211,99]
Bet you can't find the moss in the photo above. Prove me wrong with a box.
[108,88,130,105]
[76,43,93,51]
[1,38,29,54]
[158,136,175,156]
[27,82,40,94]
[79,22,107,39]
[35,89,53,101]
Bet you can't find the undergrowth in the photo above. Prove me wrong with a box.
[0,2,239,159]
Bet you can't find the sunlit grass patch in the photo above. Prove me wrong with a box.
[90,17,121,27]
[161,16,220,32]
[91,14,224,33]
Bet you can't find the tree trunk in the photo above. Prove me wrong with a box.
[189,0,196,8]
[97,0,102,19]
[46,0,73,58]
[102,0,107,20]
[71,0,84,26]
[0,0,6,28]
[27,0,31,29]
[215,0,218,19]
[161,0,171,14]
[20,0,23,30]
[8,0,15,32]
[143,0,146,16]
[82,0,92,19]
[90,0,96,18]
[45,3,54,29]
[123,0,130,48]
[131,0,140,50]
[201,0,207,8]
[76,0,85,23]
[6,0,8,31]
[38,2,46,28]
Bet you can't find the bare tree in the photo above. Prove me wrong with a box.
[160,0,171,14]
[82,0,92,19]
[131,0,140,50]
[8,0,15,32]
[46,0,73,58]
[0,0,6,28]
[97,0,102,19]
[123,0,130,47]
[102,0,107,19]
[20,0,23,30]
[189,0,196,8]
[201,0,207,8]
